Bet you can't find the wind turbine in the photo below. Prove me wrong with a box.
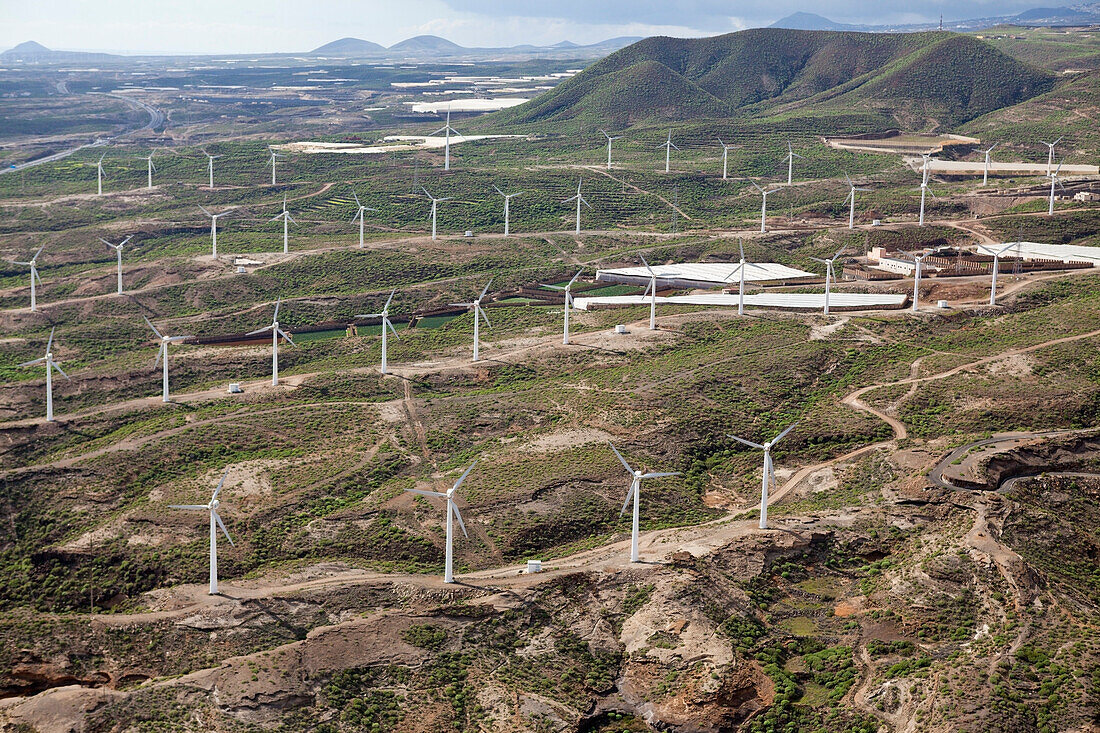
[432,106,462,171]
[268,147,284,185]
[404,460,478,583]
[357,289,400,374]
[1046,162,1064,216]
[723,239,749,316]
[659,130,679,173]
[100,235,133,295]
[608,442,680,562]
[749,180,781,233]
[601,130,620,170]
[247,299,295,386]
[270,193,295,254]
[639,254,667,331]
[198,205,234,258]
[144,316,190,402]
[422,187,452,241]
[203,150,222,188]
[351,190,379,248]
[718,138,735,180]
[451,279,493,362]
[18,327,69,423]
[494,185,523,236]
[12,244,45,311]
[988,242,1019,306]
[902,251,929,312]
[783,141,804,186]
[728,422,797,530]
[843,173,870,229]
[169,468,234,595]
[563,178,591,235]
[542,269,582,344]
[981,143,997,186]
[96,153,107,196]
[916,155,936,227]
[144,151,156,190]
[1040,137,1062,175]
[810,245,846,315]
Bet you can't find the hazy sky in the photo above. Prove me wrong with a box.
[2,0,1045,54]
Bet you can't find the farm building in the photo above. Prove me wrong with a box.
[595,262,816,290]
[573,292,909,313]
[975,242,1100,266]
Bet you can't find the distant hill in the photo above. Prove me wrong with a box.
[310,37,387,55]
[767,6,1100,33]
[769,13,862,31]
[0,40,119,63]
[388,35,465,54]
[491,29,1056,129]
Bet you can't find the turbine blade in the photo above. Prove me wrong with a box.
[451,501,469,539]
[641,471,681,479]
[479,278,493,300]
[46,326,55,354]
[353,191,362,208]
[277,328,295,346]
[198,204,212,217]
[213,511,234,546]
[773,422,798,444]
[246,325,274,336]
[18,357,47,368]
[405,488,448,498]
[832,244,845,261]
[729,434,765,450]
[212,467,230,500]
[33,244,46,261]
[451,459,479,493]
[384,288,395,311]
[478,304,492,329]
[168,504,208,510]
[619,483,636,518]
[387,319,400,340]
[739,240,745,261]
[52,362,70,381]
[273,299,281,322]
[608,442,633,474]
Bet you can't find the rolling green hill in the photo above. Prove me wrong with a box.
[491,28,1056,131]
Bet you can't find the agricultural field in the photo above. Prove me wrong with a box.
[1,22,1099,733]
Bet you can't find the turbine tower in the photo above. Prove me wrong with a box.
[783,141,804,186]
[1040,137,1062,175]
[203,150,222,188]
[268,147,284,185]
[843,173,870,230]
[728,423,798,530]
[169,468,234,595]
[145,151,156,190]
[432,106,462,171]
[608,442,680,562]
[749,181,781,233]
[198,205,234,259]
[451,279,493,362]
[915,155,936,227]
[12,244,45,311]
[723,239,749,316]
[810,245,846,315]
[981,143,997,186]
[563,178,591,235]
[270,193,295,254]
[988,242,1019,306]
[96,152,107,196]
[357,289,400,374]
[1046,162,1064,216]
[905,252,929,312]
[601,130,620,170]
[659,130,679,173]
[351,190,379,248]
[405,460,478,583]
[421,187,452,241]
[144,316,190,402]
[639,254,668,331]
[18,327,69,422]
[494,185,523,237]
[100,235,133,295]
[542,269,582,345]
[247,299,295,386]
[718,138,735,180]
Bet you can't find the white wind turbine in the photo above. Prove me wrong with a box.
[718,138,735,180]
[432,106,462,171]
[728,422,797,530]
[268,147,284,185]
[405,460,478,583]
[494,185,523,236]
[169,468,234,595]
[981,143,997,186]
[422,187,452,241]
[542,269,582,344]
[601,130,620,170]
[563,178,592,235]
[1046,162,1064,216]
[783,141,804,186]
[638,254,673,331]
[903,251,929,312]
[1040,137,1062,175]
[198,205,234,258]
[351,191,379,248]
[144,151,156,190]
[988,242,1019,306]
[144,316,190,402]
[810,244,846,315]
[659,130,679,173]
[357,289,400,374]
[723,239,749,316]
[270,193,295,254]
[247,299,295,386]
[843,173,870,230]
[100,235,132,295]
[915,154,936,227]
[203,150,222,188]
[96,152,107,196]
[12,244,45,311]
[749,180,781,233]
[451,279,493,362]
[608,442,680,562]
[19,327,69,423]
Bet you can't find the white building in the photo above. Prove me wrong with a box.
[596,262,816,290]
[976,241,1100,266]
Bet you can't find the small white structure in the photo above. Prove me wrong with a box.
[228,383,243,394]
[236,266,247,274]
[1073,191,1099,202]
[526,560,542,573]
[615,324,627,334]
[574,292,909,312]
[464,230,474,237]
[873,257,940,277]
[937,300,950,309]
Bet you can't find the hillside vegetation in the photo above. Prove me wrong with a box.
[491,29,1055,131]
